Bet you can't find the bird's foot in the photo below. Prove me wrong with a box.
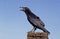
[29,30,35,33]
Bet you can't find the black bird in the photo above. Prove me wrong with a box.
[20,7,50,34]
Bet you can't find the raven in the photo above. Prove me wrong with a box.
[20,7,50,34]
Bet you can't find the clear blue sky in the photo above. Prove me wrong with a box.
[0,0,60,39]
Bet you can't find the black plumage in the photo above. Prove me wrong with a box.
[20,7,50,34]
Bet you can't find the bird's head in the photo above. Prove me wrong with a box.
[20,7,31,13]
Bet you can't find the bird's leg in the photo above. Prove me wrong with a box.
[29,27,36,32]
[33,27,36,31]
[29,28,34,32]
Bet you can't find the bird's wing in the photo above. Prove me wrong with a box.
[38,18,45,26]
[29,17,45,27]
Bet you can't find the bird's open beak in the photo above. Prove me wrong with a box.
[20,7,25,11]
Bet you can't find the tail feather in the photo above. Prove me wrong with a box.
[41,27,50,34]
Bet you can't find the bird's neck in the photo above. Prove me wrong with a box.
[25,10,32,17]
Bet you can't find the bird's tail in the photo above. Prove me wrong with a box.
[41,27,50,34]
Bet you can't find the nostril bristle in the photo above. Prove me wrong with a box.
[20,7,24,8]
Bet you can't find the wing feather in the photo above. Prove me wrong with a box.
[28,16,45,27]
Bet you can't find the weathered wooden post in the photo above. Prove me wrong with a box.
[27,32,48,39]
